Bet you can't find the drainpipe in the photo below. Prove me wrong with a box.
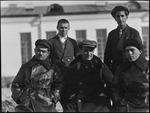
[38,14,43,39]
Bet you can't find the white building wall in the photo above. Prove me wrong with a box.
[1,12,149,77]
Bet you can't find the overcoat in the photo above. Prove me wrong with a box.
[112,56,149,112]
[64,55,114,112]
[104,25,144,74]
[11,56,64,112]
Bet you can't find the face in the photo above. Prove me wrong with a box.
[34,45,50,61]
[57,22,70,37]
[81,46,95,61]
[114,10,128,28]
[125,46,142,62]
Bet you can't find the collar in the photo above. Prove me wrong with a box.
[58,34,68,40]
[133,55,148,72]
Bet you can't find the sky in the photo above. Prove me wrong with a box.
[1,0,128,7]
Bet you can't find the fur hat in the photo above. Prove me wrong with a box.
[123,38,143,50]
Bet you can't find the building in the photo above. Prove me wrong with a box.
[1,1,149,77]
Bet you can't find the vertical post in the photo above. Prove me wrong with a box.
[38,14,43,39]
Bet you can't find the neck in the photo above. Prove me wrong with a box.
[119,24,127,30]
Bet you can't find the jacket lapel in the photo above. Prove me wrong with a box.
[54,36,64,54]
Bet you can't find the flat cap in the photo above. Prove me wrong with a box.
[123,38,143,51]
[35,39,51,50]
[111,5,130,18]
[81,40,97,48]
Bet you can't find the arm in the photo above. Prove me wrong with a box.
[104,33,112,69]
[11,65,26,104]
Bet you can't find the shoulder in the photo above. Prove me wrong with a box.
[127,25,139,33]
[48,35,58,42]
[68,37,77,43]
[92,55,103,68]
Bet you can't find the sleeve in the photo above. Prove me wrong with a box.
[11,65,26,104]
[104,33,113,69]
[111,66,125,107]
[51,64,64,103]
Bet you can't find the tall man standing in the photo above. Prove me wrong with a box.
[104,5,144,75]
[48,18,78,110]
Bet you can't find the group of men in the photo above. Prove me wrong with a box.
[11,5,149,112]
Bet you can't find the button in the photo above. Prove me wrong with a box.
[79,82,82,85]
[68,59,70,61]
[78,99,81,102]
[62,59,64,62]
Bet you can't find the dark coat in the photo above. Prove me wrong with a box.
[11,56,64,112]
[48,35,78,73]
[64,55,114,112]
[104,25,144,74]
[112,56,149,112]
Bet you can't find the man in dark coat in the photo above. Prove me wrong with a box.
[112,38,149,112]
[11,39,64,112]
[64,40,114,112]
[104,5,145,75]
[48,18,78,109]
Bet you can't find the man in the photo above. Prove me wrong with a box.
[11,39,64,112]
[104,5,144,75]
[112,38,149,112]
[64,40,114,112]
[48,18,78,109]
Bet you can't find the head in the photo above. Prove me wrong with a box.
[57,18,70,37]
[123,38,143,62]
[34,39,50,61]
[80,40,97,61]
[111,6,130,28]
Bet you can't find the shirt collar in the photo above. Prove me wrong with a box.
[58,34,68,39]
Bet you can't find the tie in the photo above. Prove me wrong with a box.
[119,29,122,37]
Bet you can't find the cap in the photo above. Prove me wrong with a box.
[35,39,51,50]
[123,38,143,51]
[111,5,130,18]
[81,40,97,48]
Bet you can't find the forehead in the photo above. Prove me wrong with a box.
[58,23,69,27]
[115,10,126,15]
[36,45,48,50]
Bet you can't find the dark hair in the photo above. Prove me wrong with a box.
[111,6,130,18]
[57,19,70,28]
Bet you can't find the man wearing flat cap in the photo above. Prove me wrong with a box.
[104,5,145,75]
[11,39,64,112]
[112,38,149,112]
[64,39,114,112]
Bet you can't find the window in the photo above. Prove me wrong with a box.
[142,27,149,59]
[96,29,107,60]
[76,30,86,43]
[46,31,57,39]
[20,33,32,64]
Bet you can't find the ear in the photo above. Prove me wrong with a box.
[139,50,142,54]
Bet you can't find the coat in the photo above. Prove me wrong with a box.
[112,55,149,112]
[104,25,144,74]
[64,55,114,112]
[48,35,78,73]
[11,56,64,112]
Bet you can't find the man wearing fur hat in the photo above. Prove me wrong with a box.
[64,40,114,112]
[112,38,149,112]
[104,5,145,75]
[11,39,64,112]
